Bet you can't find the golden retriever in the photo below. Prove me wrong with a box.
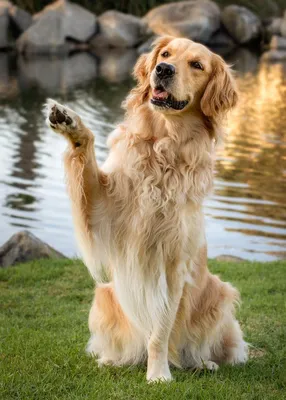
[46,36,248,382]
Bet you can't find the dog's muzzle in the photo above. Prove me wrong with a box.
[155,63,175,80]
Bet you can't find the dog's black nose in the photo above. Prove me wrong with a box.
[156,63,175,78]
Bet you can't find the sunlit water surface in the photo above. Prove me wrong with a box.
[0,49,285,261]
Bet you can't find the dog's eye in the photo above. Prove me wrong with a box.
[190,61,204,71]
[161,51,170,58]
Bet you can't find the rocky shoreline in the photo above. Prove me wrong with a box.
[1,0,286,60]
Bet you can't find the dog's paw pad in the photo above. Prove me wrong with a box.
[45,99,78,132]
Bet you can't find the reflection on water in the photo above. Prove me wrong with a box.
[0,49,285,261]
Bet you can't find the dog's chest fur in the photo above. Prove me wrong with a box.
[98,129,211,332]
[102,133,209,258]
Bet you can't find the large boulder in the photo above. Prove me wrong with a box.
[0,1,11,48]
[17,10,68,54]
[8,4,32,33]
[0,231,65,268]
[17,0,97,54]
[222,5,262,44]
[34,0,97,42]
[90,10,147,48]
[208,29,236,48]
[143,0,220,44]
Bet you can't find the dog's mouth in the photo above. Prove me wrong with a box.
[150,86,189,111]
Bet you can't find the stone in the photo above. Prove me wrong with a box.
[222,5,261,44]
[34,0,97,42]
[266,17,282,36]
[261,50,286,61]
[208,29,236,48]
[264,17,282,43]
[17,10,68,54]
[280,10,286,38]
[0,231,65,268]
[0,1,11,48]
[143,0,220,44]
[17,0,97,54]
[270,35,286,50]
[90,10,147,48]
[8,5,32,33]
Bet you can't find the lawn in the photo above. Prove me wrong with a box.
[0,258,285,399]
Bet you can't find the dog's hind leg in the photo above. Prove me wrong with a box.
[45,99,106,280]
[88,283,145,366]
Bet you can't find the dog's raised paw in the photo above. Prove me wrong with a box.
[45,99,78,133]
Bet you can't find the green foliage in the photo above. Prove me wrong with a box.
[12,0,286,18]
[0,258,285,399]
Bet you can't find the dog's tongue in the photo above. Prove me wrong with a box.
[152,88,168,100]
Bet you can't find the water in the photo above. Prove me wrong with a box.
[0,48,285,261]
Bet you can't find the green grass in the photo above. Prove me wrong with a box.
[0,259,285,399]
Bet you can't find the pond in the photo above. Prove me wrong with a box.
[0,48,285,261]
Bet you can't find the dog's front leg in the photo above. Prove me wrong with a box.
[147,267,186,383]
[46,99,105,279]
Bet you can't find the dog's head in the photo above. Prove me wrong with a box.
[129,36,238,118]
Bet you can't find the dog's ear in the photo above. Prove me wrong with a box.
[201,55,238,118]
[124,36,173,109]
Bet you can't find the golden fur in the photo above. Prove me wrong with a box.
[46,36,248,382]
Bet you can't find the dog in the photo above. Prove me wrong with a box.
[46,36,248,382]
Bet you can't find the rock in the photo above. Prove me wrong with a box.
[144,0,220,44]
[0,1,11,48]
[8,5,32,33]
[280,10,286,38]
[34,0,97,42]
[0,231,65,267]
[261,50,286,61]
[266,17,282,36]
[270,35,286,50]
[264,17,282,43]
[90,10,147,48]
[214,255,245,263]
[17,10,68,54]
[222,5,261,44]
[17,0,97,54]
[208,29,236,48]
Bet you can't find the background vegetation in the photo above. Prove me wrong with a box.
[13,0,286,19]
